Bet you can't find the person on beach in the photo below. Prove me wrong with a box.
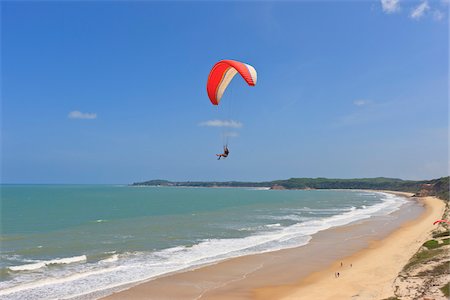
[340,262,343,267]
[216,146,229,160]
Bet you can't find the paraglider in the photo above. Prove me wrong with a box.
[206,60,257,159]
[206,59,257,105]
[433,219,450,225]
[216,145,229,160]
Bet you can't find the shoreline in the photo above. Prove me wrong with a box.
[101,191,445,300]
[259,195,446,300]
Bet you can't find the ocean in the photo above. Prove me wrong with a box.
[0,185,411,299]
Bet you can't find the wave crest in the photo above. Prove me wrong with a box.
[8,255,87,271]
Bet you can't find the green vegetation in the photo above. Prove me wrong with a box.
[381,297,400,300]
[270,177,421,191]
[430,177,449,201]
[417,261,450,276]
[423,240,439,249]
[441,282,450,297]
[423,238,450,250]
[404,248,445,271]
[132,176,450,201]
[432,231,450,238]
[133,179,271,188]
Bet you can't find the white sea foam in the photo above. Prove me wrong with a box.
[238,223,282,231]
[265,223,281,228]
[8,255,87,271]
[1,192,408,300]
[100,254,119,264]
[267,214,312,222]
[280,207,354,214]
[238,225,262,231]
[0,266,123,297]
[359,193,378,196]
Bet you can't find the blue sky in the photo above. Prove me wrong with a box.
[2,1,448,184]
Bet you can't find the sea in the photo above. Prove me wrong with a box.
[0,185,414,299]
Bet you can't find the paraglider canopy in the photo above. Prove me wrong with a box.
[206,60,257,105]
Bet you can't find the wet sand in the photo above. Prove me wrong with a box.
[102,192,444,300]
[269,195,445,300]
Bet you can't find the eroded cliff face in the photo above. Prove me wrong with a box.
[413,178,450,201]
[414,184,436,197]
[269,184,286,190]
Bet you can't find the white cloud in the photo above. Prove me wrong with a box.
[353,99,372,107]
[411,1,430,19]
[68,111,97,120]
[433,10,444,21]
[199,120,243,128]
[381,0,400,13]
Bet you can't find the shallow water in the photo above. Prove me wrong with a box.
[0,185,408,299]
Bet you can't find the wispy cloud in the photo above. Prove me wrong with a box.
[353,99,372,107]
[224,132,239,138]
[199,120,243,128]
[68,111,97,120]
[433,10,444,21]
[381,0,445,21]
[334,101,393,127]
[411,1,430,19]
[381,0,400,13]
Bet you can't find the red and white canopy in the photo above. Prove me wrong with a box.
[206,60,257,105]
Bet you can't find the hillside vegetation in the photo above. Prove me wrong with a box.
[133,176,449,201]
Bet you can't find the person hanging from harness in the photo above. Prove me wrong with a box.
[206,60,257,160]
[216,145,229,160]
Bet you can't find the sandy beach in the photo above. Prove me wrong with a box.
[258,195,446,300]
[102,193,446,300]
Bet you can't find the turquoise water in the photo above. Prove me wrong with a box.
[0,185,407,299]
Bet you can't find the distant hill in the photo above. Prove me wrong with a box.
[132,177,449,201]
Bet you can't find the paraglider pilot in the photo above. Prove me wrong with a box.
[216,146,229,160]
